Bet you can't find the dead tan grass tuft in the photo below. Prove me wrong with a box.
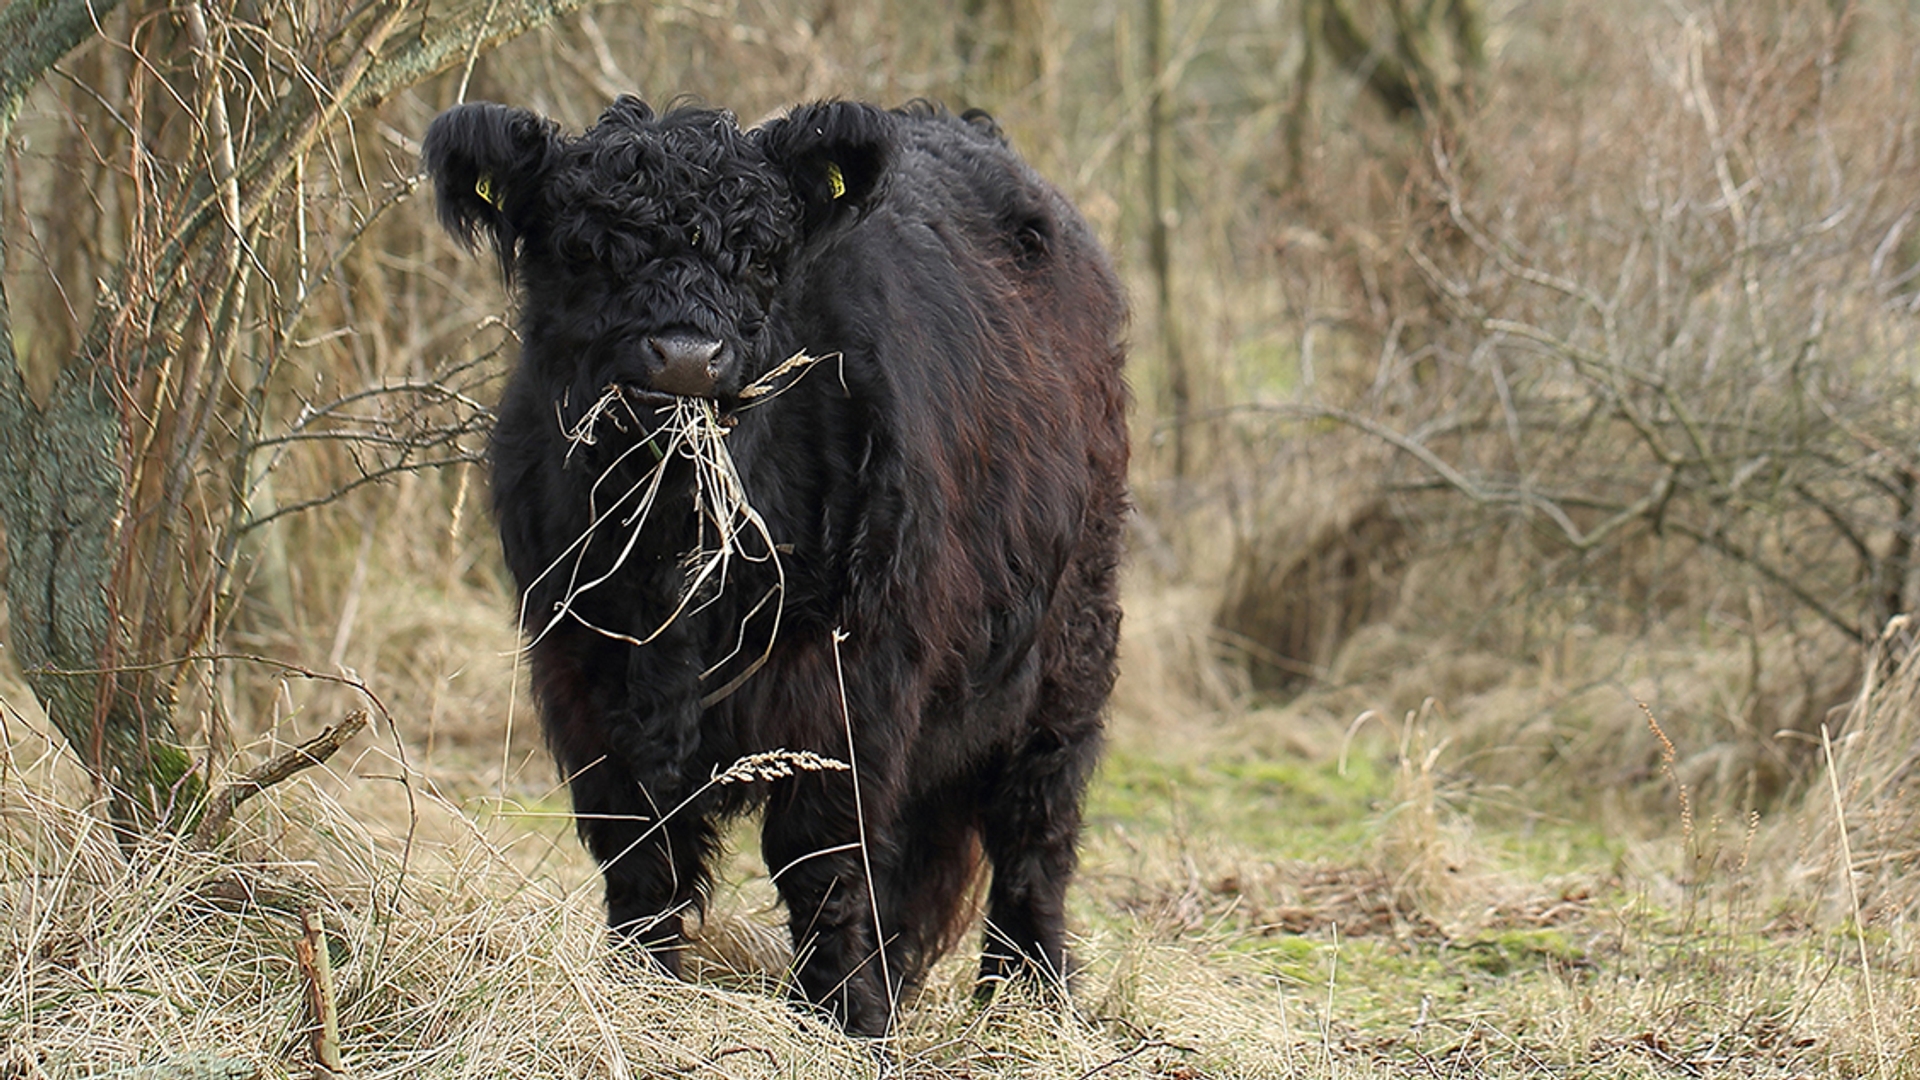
[0,757,873,1079]
[1217,494,1409,695]
[1370,702,1488,930]
[1787,616,1920,926]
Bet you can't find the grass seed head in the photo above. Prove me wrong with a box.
[710,749,852,785]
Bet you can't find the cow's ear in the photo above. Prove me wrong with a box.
[421,102,560,280]
[759,102,891,237]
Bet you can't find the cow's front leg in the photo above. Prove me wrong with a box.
[534,632,716,972]
[762,769,897,1035]
[565,752,717,971]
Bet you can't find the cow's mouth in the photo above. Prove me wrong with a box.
[565,383,736,453]
[614,383,740,426]
[617,384,691,410]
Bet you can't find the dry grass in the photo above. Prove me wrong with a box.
[1785,615,1920,928]
[0,768,872,1079]
[535,389,778,658]
[5,570,1920,1076]
[0,708,1360,1079]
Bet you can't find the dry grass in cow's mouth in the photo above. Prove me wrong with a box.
[520,352,828,699]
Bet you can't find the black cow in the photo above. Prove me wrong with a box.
[422,97,1128,1035]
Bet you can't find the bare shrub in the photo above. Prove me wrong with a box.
[1222,0,1920,805]
[0,0,619,834]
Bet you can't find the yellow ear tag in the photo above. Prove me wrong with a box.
[826,161,846,201]
[475,173,500,208]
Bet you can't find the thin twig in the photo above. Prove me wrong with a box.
[1072,1038,1194,1080]
[1821,723,1890,1080]
[831,626,895,1031]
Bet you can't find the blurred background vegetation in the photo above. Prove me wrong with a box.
[4,0,1911,836]
[2,0,1919,1074]
[4,0,1919,870]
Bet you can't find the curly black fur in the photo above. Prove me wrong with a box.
[423,96,1129,1035]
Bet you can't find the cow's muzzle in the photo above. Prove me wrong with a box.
[645,333,728,399]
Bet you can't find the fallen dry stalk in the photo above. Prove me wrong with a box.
[296,907,345,1079]
[193,709,370,848]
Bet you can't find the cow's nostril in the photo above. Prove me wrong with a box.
[647,334,724,397]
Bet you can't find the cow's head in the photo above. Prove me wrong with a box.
[423,97,889,414]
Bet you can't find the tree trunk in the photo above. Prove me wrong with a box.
[1146,0,1189,480]
[0,0,185,836]
[0,367,194,832]
[1310,0,1485,125]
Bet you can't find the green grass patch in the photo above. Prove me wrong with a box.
[1088,745,1387,857]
